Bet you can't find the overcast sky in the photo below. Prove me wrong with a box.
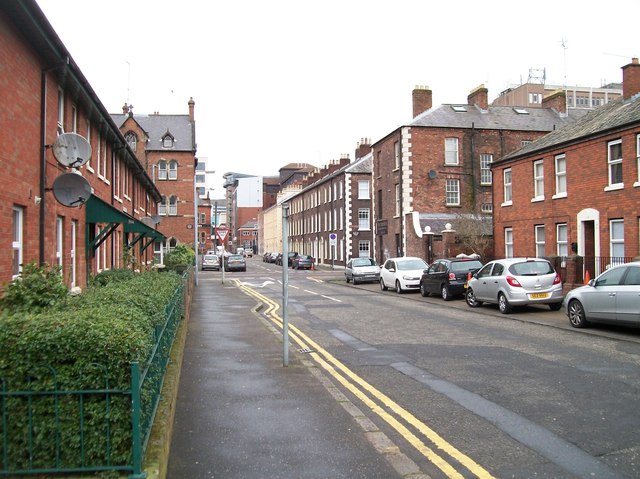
[36,0,638,198]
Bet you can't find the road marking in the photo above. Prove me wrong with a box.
[240,280,275,288]
[303,290,319,295]
[321,295,341,302]
[234,280,495,479]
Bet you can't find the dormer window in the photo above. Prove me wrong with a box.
[125,132,138,153]
[162,133,174,148]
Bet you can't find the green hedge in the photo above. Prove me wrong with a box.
[0,270,183,471]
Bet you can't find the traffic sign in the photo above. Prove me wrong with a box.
[216,227,230,243]
[329,233,337,246]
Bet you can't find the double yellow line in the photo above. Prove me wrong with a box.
[235,280,495,479]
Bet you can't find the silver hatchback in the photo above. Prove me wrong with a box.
[465,258,564,313]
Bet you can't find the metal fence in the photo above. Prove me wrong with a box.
[548,255,636,285]
[1,269,190,478]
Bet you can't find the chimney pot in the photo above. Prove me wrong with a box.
[622,57,640,100]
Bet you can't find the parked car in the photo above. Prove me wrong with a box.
[274,253,283,265]
[263,252,272,262]
[292,255,313,270]
[420,257,483,300]
[201,254,220,271]
[345,257,380,284]
[564,261,640,328]
[245,249,253,258]
[380,257,429,293]
[287,251,299,267]
[225,254,246,272]
[465,257,563,313]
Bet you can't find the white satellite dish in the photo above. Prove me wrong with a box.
[52,133,92,168]
[52,173,92,207]
[151,214,161,224]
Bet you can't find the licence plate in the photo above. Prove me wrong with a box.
[529,292,550,299]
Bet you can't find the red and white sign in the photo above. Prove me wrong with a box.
[216,227,230,243]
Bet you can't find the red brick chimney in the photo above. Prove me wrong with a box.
[122,103,129,114]
[355,137,372,160]
[188,97,195,122]
[412,85,432,118]
[541,90,567,114]
[468,84,488,110]
[622,57,640,100]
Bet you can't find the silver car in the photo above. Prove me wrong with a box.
[564,261,640,328]
[345,257,380,284]
[465,258,564,313]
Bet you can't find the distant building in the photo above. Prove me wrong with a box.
[492,58,640,290]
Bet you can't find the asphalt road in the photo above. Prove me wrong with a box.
[198,257,640,478]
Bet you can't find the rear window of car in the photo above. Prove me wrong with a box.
[353,258,376,267]
[510,260,554,276]
[450,260,483,272]
[228,255,243,260]
[204,255,217,261]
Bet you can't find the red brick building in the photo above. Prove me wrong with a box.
[492,58,640,288]
[0,0,163,291]
[372,85,587,265]
[111,100,197,252]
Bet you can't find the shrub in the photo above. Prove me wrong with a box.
[90,268,137,288]
[0,262,68,314]
[163,243,195,270]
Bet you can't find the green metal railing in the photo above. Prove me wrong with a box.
[1,270,189,478]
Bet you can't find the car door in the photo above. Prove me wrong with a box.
[381,260,396,286]
[425,261,446,294]
[472,262,495,301]
[616,265,640,323]
[582,267,626,321]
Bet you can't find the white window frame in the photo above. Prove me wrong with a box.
[533,159,544,201]
[606,139,623,190]
[480,154,492,185]
[504,227,513,258]
[12,206,24,279]
[71,105,77,133]
[358,180,370,199]
[85,119,93,172]
[56,216,63,269]
[168,196,177,216]
[502,168,512,206]
[535,225,545,258]
[358,208,370,230]
[445,179,460,206]
[358,240,371,258]
[445,138,459,165]
[169,160,178,180]
[610,219,625,259]
[553,154,567,198]
[635,134,640,187]
[394,141,400,170]
[556,223,568,257]
[395,184,400,216]
[71,220,77,288]
[57,88,64,134]
[158,196,167,216]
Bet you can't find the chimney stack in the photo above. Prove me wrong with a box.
[541,89,567,114]
[355,137,372,160]
[412,85,432,118]
[468,84,488,110]
[622,57,640,100]
[188,97,195,123]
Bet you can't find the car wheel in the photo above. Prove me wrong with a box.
[549,303,562,311]
[380,278,387,291]
[568,299,588,328]
[395,280,403,294]
[353,277,359,285]
[420,283,429,297]
[498,293,512,314]
[465,288,482,307]
[441,285,452,301]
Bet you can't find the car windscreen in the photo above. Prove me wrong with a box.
[397,259,427,270]
[509,261,554,276]
[204,255,217,261]
[451,260,483,272]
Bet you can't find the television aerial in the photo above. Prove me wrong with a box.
[51,132,92,168]
[52,173,92,207]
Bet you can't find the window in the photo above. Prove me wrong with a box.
[535,225,545,257]
[56,217,63,269]
[480,154,492,185]
[481,203,493,213]
[71,105,77,133]
[528,93,541,104]
[85,119,92,171]
[394,141,400,169]
[445,138,459,165]
[159,196,167,215]
[556,223,568,257]
[505,227,513,258]
[169,160,178,180]
[100,136,107,178]
[445,179,460,206]
[358,180,370,199]
[12,206,23,278]
[199,213,206,224]
[168,196,177,215]
[57,88,64,134]
[607,139,623,188]
[163,135,174,148]
[637,135,640,185]
[158,160,167,180]
[358,208,370,230]
[395,184,400,216]
[96,131,102,176]
[358,240,371,258]
[533,160,544,200]
[610,219,624,258]
[554,154,567,197]
[503,168,512,205]
[521,140,532,147]
[126,132,137,152]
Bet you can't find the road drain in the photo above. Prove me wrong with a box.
[298,348,315,354]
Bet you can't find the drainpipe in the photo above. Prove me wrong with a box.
[39,69,47,266]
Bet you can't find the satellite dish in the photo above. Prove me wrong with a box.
[141,217,155,227]
[52,173,92,207]
[428,169,437,179]
[52,133,92,168]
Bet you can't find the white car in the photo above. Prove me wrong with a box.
[380,257,429,293]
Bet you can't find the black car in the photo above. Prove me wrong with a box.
[287,252,299,267]
[420,257,483,301]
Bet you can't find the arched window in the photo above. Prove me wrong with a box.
[162,134,174,148]
[169,160,178,180]
[158,160,167,180]
[158,195,167,215]
[125,132,137,153]
[169,195,177,216]
[167,237,177,253]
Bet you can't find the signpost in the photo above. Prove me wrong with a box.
[329,233,337,270]
[216,227,230,284]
